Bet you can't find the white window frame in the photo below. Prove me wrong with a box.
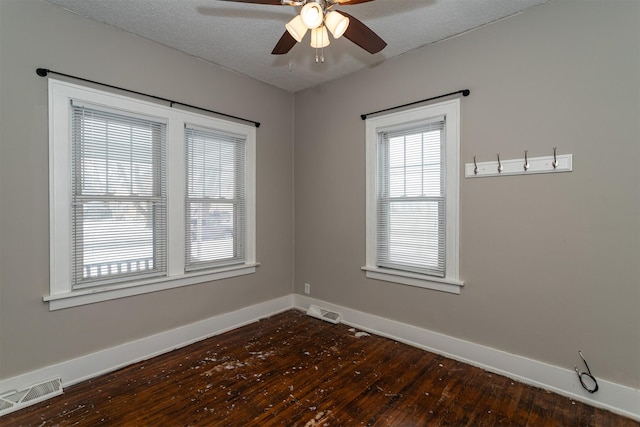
[363,99,463,294]
[45,79,257,310]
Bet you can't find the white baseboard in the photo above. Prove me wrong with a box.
[1,293,637,422]
[0,295,293,396]
[293,295,640,422]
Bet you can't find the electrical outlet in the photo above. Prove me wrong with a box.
[304,283,311,294]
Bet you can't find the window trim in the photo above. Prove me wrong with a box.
[363,99,463,294]
[46,79,257,310]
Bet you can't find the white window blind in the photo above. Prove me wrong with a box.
[376,118,446,277]
[71,104,167,289]
[185,126,246,271]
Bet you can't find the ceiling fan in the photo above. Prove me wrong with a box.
[219,0,386,62]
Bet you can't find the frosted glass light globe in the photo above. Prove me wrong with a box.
[300,2,323,29]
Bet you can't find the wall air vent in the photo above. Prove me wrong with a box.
[0,378,63,416]
[307,304,342,324]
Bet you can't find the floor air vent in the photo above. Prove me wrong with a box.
[0,378,63,416]
[307,304,342,324]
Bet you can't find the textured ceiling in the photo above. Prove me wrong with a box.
[42,0,548,93]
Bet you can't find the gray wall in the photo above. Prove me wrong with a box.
[294,0,640,388]
[0,0,294,379]
[1,0,638,393]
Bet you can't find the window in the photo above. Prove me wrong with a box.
[46,79,257,310]
[185,126,246,270]
[363,99,463,294]
[71,104,167,289]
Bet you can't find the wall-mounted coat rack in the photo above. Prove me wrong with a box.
[465,148,572,178]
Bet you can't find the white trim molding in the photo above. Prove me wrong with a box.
[361,266,464,294]
[43,263,260,310]
[1,294,637,422]
[46,78,258,310]
[364,99,462,293]
[293,295,640,422]
[0,295,293,396]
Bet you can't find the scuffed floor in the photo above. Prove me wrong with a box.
[2,309,637,426]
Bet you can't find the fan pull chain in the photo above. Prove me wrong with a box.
[312,27,325,63]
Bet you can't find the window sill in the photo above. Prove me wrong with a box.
[44,263,260,310]
[361,266,463,294]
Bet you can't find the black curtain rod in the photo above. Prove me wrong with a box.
[36,68,261,128]
[360,89,470,120]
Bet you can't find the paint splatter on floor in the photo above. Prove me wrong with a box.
[3,310,631,427]
[304,409,332,427]
[348,328,370,338]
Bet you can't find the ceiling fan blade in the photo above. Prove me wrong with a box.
[217,0,284,4]
[272,30,298,55]
[340,11,387,54]
[334,0,376,5]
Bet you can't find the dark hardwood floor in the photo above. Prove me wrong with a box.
[1,309,637,426]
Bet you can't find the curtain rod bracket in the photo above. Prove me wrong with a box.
[36,67,261,128]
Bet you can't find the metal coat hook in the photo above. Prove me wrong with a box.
[575,351,599,393]
[465,149,572,178]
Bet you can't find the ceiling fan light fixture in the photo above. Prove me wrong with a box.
[285,15,308,42]
[300,2,324,29]
[325,11,349,39]
[310,25,330,48]
[224,0,387,58]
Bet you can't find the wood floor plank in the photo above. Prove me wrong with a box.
[1,309,637,427]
